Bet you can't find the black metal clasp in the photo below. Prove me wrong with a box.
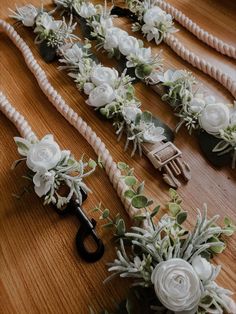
[54,190,105,263]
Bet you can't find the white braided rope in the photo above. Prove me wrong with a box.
[157,0,236,59]
[0,19,138,219]
[164,33,236,99]
[0,92,38,142]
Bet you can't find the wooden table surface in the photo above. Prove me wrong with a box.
[0,0,236,313]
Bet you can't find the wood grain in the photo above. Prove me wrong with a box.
[0,1,236,313]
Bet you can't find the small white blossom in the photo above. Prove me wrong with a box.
[90,65,118,87]
[26,134,62,172]
[192,255,213,281]
[199,103,230,134]
[104,27,128,50]
[33,170,55,197]
[87,83,115,107]
[9,4,38,27]
[143,126,165,143]
[83,82,95,95]
[78,2,96,18]
[118,36,140,56]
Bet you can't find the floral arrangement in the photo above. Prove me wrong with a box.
[54,0,163,82]
[13,134,96,208]
[95,163,236,314]
[58,41,168,156]
[125,0,177,44]
[9,4,78,61]
[157,69,236,168]
[53,0,236,168]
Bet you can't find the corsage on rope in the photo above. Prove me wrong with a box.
[51,0,236,168]
[9,4,191,188]
[13,134,96,208]
[96,170,236,314]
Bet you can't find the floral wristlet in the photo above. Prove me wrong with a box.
[49,0,236,169]
[9,5,191,188]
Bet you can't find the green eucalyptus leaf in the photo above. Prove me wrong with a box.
[150,206,160,218]
[117,162,128,170]
[131,195,148,208]
[168,202,181,216]
[146,200,154,207]
[169,188,178,200]
[124,190,136,198]
[224,217,232,226]
[200,295,213,305]
[176,211,187,225]
[141,111,152,123]
[137,181,145,194]
[117,219,126,236]
[102,208,110,219]
[133,215,146,221]
[124,176,137,186]
[208,237,226,253]
[223,226,235,237]
[102,222,114,229]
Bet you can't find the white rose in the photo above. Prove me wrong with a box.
[14,4,38,27]
[143,7,166,26]
[122,106,142,122]
[63,44,83,63]
[83,82,95,95]
[90,66,118,87]
[192,256,213,281]
[79,3,96,18]
[26,134,62,172]
[151,258,201,313]
[118,36,140,56]
[143,126,166,143]
[133,47,152,63]
[104,27,128,50]
[230,111,236,126]
[189,97,205,113]
[220,294,236,314]
[199,103,230,134]
[100,16,113,29]
[36,12,61,31]
[33,170,55,197]
[87,83,115,107]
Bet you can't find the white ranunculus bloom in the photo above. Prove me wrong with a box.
[122,106,142,122]
[100,16,113,29]
[83,82,95,95]
[33,170,55,197]
[189,97,206,113]
[199,103,230,134]
[192,255,212,281]
[104,27,128,50]
[133,47,152,63]
[118,36,140,56]
[14,4,38,27]
[87,83,115,107]
[143,126,166,143]
[143,7,166,26]
[151,258,201,313]
[36,12,61,31]
[79,2,96,18]
[26,135,62,172]
[63,44,83,63]
[90,66,118,87]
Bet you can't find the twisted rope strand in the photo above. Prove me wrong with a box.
[164,33,236,99]
[157,0,236,59]
[0,19,137,219]
[0,92,38,142]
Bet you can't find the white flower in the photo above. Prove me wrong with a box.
[90,66,118,87]
[100,16,113,29]
[151,258,201,313]
[122,106,142,122]
[79,2,96,18]
[143,126,166,143]
[143,7,167,27]
[87,83,115,107]
[118,36,140,56]
[36,12,62,31]
[104,27,128,50]
[26,135,62,172]
[158,69,186,83]
[83,82,95,95]
[199,103,230,134]
[192,255,213,281]
[189,97,205,113]
[62,44,83,63]
[133,47,152,63]
[11,4,38,27]
[33,170,55,197]
[220,294,236,314]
